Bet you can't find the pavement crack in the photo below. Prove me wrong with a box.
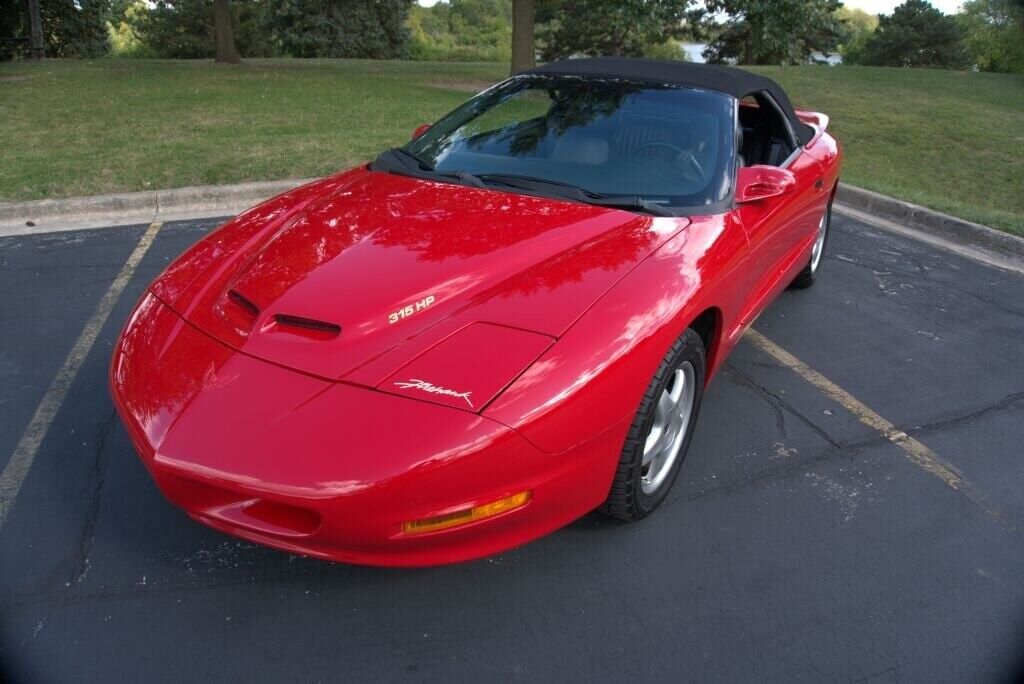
[829,245,1024,320]
[910,390,1024,436]
[667,440,847,509]
[724,364,788,437]
[68,408,116,587]
[725,361,842,450]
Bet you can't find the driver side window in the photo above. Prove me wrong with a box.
[738,94,796,168]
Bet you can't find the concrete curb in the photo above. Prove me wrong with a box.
[0,178,315,236]
[836,184,1024,260]
[2,178,1022,265]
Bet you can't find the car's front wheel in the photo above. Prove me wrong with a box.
[600,328,706,521]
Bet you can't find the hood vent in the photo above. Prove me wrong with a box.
[223,289,260,332]
[272,314,342,339]
[228,289,260,316]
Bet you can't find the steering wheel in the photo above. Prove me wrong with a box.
[632,142,705,181]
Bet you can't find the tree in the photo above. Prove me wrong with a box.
[138,1,218,58]
[642,38,689,60]
[958,0,1024,72]
[266,0,413,59]
[135,0,268,59]
[834,6,877,64]
[107,0,149,57]
[34,0,111,57]
[861,0,969,68]
[701,0,844,65]
[510,0,534,73]
[1,0,113,59]
[137,0,409,59]
[213,0,239,63]
[408,0,512,61]
[27,0,44,59]
[538,0,693,60]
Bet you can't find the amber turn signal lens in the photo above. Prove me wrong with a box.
[402,491,531,535]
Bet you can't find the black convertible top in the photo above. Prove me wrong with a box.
[522,57,814,144]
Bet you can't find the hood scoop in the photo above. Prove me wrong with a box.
[222,291,341,341]
[228,289,259,316]
[221,289,260,333]
[270,314,342,340]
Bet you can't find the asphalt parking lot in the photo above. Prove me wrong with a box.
[1,208,1023,682]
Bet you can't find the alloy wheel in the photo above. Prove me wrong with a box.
[810,210,828,273]
[641,361,697,494]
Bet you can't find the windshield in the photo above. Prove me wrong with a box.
[398,75,736,213]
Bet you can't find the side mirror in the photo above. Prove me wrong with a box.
[736,165,797,203]
[411,123,431,140]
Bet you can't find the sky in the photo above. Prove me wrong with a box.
[417,0,965,14]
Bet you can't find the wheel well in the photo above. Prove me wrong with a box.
[688,308,720,370]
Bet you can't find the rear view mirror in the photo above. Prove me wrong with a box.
[736,165,797,203]
[411,123,431,140]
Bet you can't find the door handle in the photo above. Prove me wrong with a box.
[814,178,825,192]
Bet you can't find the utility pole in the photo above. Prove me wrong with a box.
[27,0,45,60]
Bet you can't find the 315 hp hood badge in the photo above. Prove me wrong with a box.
[393,378,474,408]
[389,295,436,325]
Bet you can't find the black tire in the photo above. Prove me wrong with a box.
[600,328,706,521]
[791,196,834,290]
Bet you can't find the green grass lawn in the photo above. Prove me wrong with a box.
[749,65,1024,236]
[1,59,1022,234]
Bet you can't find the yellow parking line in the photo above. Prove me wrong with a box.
[0,221,163,529]
[745,328,1012,528]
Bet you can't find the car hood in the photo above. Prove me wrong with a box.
[155,169,687,384]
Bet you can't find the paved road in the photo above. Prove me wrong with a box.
[1,211,1022,682]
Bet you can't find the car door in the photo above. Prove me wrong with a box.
[735,94,826,328]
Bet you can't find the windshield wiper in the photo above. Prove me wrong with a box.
[373,149,489,187]
[475,174,675,217]
[429,169,488,188]
[375,147,433,172]
[581,195,675,217]
[372,155,674,217]
[476,173,587,192]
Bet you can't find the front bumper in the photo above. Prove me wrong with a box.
[110,293,616,566]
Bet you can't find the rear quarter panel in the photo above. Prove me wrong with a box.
[809,130,842,194]
[797,111,842,193]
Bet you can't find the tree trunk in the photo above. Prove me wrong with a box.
[510,0,535,75]
[214,0,240,64]
[26,0,45,60]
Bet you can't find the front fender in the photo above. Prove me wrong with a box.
[485,212,749,455]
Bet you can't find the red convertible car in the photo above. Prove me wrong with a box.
[111,58,841,566]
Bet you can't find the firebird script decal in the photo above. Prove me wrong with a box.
[389,295,436,325]
[393,379,474,408]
